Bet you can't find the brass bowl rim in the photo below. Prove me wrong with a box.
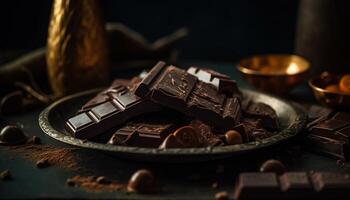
[308,72,350,96]
[237,54,310,76]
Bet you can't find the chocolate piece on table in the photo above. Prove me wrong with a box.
[65,80,162,139]
[279,172,314,199]
[135,61,241,130]
[304,134,350,160]
[233,173,281,200]
[309,119,350,138]
[187,67,240,95]
[190,120,224,147]
[107,113,178,147]
[243,102,279,130]
[311,172,350,198]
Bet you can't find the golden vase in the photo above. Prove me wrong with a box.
[46,0,109,97]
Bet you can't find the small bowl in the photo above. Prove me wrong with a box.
[309,72,350,109]
[237,54,310,95]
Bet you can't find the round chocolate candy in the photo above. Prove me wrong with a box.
[127,169,155,193]
[173,126,200,147]
[0,125,27,145]
[224,130,242,145]
[159,134,184,149]
[259,159,286,175]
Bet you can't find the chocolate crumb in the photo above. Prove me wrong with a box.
[6,144,80,171]
[96,176,111,184]
[0,170,12,180]
[215,191,229,200]
[36,158,50,168]
[28,136,41,144]
[66,175,124,192]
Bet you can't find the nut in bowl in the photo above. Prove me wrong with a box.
[237,54,310,95]
[309,72,350,109]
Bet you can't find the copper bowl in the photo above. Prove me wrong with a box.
[309,72,350,109]
[237,54,310,95]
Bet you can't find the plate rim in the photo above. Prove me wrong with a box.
[38,88,307,156]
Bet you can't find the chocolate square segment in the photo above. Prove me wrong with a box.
[233,173,281,200]
[67,113,94,130]
[90,101,119,120]
[311,172,350,198]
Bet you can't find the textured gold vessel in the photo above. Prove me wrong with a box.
[46,0,109,97]
[237,54,310,95]
[309,72,350,109]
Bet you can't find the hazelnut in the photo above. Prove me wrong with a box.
[224,130,242,145]
[173,126,200,147]
[128,169,155,193]
[259,159,286,175]
[0,125,27,145]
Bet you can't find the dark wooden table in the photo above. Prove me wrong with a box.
[1,60,349,199]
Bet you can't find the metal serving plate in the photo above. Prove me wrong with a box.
[39,88,306,162]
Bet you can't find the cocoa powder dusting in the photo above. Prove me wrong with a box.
[66,175,125,192]
[6,144,80,171]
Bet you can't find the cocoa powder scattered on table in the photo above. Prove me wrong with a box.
[66,175,125,192]
[6,144,80,171]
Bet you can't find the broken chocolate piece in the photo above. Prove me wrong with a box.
[135,61,241,130]
[243,102,279,130]
[190,120,224,146]
[107,113,178,147]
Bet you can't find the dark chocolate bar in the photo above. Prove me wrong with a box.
[304,134,350,160]
[135,61,241,130]
[65,80,162,139]
[107,113,181,147]
[187,67,240,95]
[305,109,350,160]
[234,172,350,200]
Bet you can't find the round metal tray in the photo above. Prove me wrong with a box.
[39,88,306,162]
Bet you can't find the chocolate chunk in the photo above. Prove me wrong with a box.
[65,80,162,139]
[232,123,249,143]
[128,169,155,193]
[279,172,313,199]
[190,120,224,146]
[36,158,50,168]
[309,119,350,137]
[332,112,350,122]
[187,67,240,95]
[0,90,23,115]
[243,102,279,130]
[96,176,111,184]
[108,113,178,147]
[215,191,229,200]
[0,170,12,180]
[233,173,281,200]
[135,61,241,130]
[311,172,350,198]
[304,134,350,160]
[259,159,286,175]
[27,135,41,144]
[0,125,27,145]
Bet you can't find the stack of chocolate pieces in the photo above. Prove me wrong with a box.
[234,172,350,199]
[304,105,350,160]
[65,61,280,148]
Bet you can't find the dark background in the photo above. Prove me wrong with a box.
[0,0,299,61]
